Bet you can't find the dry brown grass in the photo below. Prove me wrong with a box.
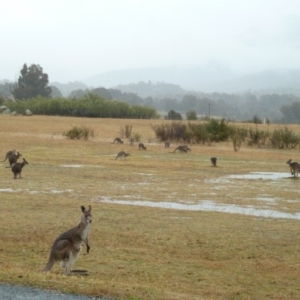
[0,115,300,299]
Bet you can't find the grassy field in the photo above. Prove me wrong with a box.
[0,115,300,300]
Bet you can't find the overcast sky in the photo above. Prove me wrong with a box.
[1,0,300,83]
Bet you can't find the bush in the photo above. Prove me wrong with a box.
[152,122,188,142]
[63,125,95,140]
[229,126,248,151]
[165,110,182,120]
[133,132,142,142]
[186,110,197,120]
[270,127,300,148]
[248,127,270,147]
[4,94,159,119]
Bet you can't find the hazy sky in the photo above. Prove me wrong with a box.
[1,0,300,83]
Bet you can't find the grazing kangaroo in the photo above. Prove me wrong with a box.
[164,141,170,148]
[211,157,217,167]
[11,158,28,179]
[286,159,300,177]
[7,151,22,167]
[2,149,16,162]
[138,143,147,150]
[173,145,191,153]
[115,151,130,160]
[43,205,92,275]
[112,137,124,144]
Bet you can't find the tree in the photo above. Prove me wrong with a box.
[166,110,182,120]
[12,64,52,100]
[186,110,198,120]
[50,85,63,98]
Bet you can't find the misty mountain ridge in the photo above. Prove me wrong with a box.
[82,66,300,95]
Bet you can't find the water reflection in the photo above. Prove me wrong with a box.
[100,199,300,220]
[226,172,289,180]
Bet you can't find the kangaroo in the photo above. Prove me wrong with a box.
[286,159,300,177]
[211,157,217,167]
[173,145,191,153]
[115,151,130,160]
[130,138,134,145]
[112,137,124,144]
[11,158,28,179]
[138,143,147,150]
[43,205,92,275]
[164,141,170,148]
[7,151,22,167]
[2,149,16,162]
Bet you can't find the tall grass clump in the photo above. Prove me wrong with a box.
[63,124,95,140]
[119,124,133,138]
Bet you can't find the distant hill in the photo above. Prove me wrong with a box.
[50,81,88,97]
[82,66,300,94]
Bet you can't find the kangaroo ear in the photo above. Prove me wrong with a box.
[81,206,85,212]
[88,205,92,211]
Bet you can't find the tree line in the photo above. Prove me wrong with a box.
[1,63,300,123]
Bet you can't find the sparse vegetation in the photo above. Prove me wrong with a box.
[1,115,300,300]
[132,132,142,142]
[120,124,133,138]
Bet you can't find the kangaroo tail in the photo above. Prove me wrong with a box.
[43,257,55,272]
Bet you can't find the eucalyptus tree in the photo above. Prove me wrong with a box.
[12,63,52,100]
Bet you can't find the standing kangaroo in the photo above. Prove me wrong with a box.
[11,158,28,179]
[2,149,16,162]
[7,152,22,167]
[115,151,130,160]
[164,141,170,148]
[43,205,92,275]
[211,157,217,167]
[138,143,147,150]
[173,145,191,153]
[112,138,124,144]
[286,159,300,177]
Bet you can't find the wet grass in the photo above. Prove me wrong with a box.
[0,115,300,299]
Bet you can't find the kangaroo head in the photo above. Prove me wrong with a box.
[23,158,29,165]
[81,205,92,224]
[287,159,292,164]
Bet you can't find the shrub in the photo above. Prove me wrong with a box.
[63,125,95,140]
[270,127,300,149]
[133,132,142,142]
[248,127,270,147]
[151,122,187,141]
[229,126,248,151]
[165,110,182,120]
[205,118,231,142]
[186,110,197,120]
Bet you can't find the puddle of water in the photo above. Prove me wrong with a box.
[255,197,277,202]
[50,189,73,194]
[0,188,14,192]
[226,172,288,180]
[100,199,300,220]
[134,173,154,176]
[60,165,84,168]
